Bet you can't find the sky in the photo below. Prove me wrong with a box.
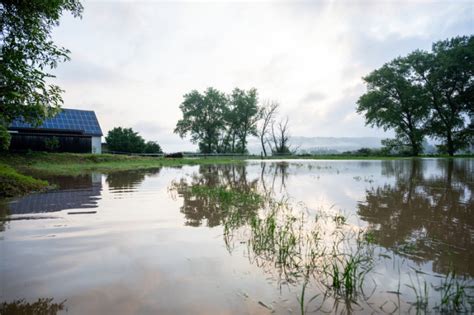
[50,0,473,152]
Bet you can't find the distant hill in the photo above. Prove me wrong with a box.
[247,136,383,154]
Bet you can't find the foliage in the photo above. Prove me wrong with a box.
[357,35,474,156]
[106,127,162,154]
[44,136,60,152]
[175,87,260,153]
[0,298,65,315]
[409,36,474,155]
[174,88,227,153]
[144,140,162,153]
[357,57,429,156]
[380,138,412,156]
[222,88,260,153]
[0,0,83,149]
[0,123,10,151]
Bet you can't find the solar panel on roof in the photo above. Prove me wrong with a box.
[9,109,103,136]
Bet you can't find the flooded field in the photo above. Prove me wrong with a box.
[1,159,473,314]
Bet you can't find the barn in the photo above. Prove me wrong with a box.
[8,108,103,154]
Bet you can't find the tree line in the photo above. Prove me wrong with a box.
[357,35,473,156]
[174,87,292,155]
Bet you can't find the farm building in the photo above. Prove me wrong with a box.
[9,108,103,154]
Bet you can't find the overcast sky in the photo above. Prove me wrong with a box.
[50,0,473,152]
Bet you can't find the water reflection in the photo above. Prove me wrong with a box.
[6,174,102,215]
[169,160,474,312]
[358,159,474,275]
[106,168,161,191]
[1,159,473,314]
[171,164,259,227]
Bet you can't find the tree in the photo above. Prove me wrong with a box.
[226,88,259,153]
[174,88,227,154]
[106,127,146,153]
[144,141,162,154]
[269,116,292,155]
[409,36,474,155]
[174,87,259,154]
[357,57,430,156]
[257,100,279,156]
[0,0,83,149]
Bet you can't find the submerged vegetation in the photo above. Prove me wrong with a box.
[169,162,474,314]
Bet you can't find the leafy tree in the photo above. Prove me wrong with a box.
[144,141,162,154]
[225,88,259,153]
[357,57,430,156]
[0,0,83,149]
[409,36,474,155]
[174,88,227,154]
[106,127,146,153]
[175,87,259,154]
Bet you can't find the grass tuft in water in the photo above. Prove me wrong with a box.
[435,269,474,313]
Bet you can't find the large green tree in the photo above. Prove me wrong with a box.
[105,127,162,154]
[409,36,474,155]
[224,88,259,153]
[0,0,83,150]
[174,88,227,154]
[175,87,260,154]
[357,57,430,156]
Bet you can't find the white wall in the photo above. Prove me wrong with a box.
[91,136,102,154]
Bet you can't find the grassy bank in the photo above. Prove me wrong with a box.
[1,152,471,176]
[0,164,49,197]
[0,152,246,176]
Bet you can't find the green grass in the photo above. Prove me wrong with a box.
[1,152,470,176]
[0,163,49,197]
[0,152,245,175]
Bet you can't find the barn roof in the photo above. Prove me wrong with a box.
[10,108,103,136]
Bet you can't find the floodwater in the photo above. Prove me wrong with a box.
[0,159,472,314]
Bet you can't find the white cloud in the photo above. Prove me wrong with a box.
[48,0,472,151]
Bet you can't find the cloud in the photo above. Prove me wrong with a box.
[48,0,472,151]
[300,92,327,104]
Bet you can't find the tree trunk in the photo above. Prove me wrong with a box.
[447,130,454,156]
[410,137,419,156]
[260,135,267,156]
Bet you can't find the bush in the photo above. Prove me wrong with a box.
[44,137,60,152]
[0,124,11,151]
[144,141,162,153]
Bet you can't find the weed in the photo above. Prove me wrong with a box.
[434,269,474,313]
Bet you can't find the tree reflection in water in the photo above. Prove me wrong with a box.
[358,159,473,276]
[106,168,163,191]
[170,163,376,312]
[170,164,260,227]
[170,161,474,313]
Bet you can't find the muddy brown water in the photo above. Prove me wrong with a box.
[0,159,472,314]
